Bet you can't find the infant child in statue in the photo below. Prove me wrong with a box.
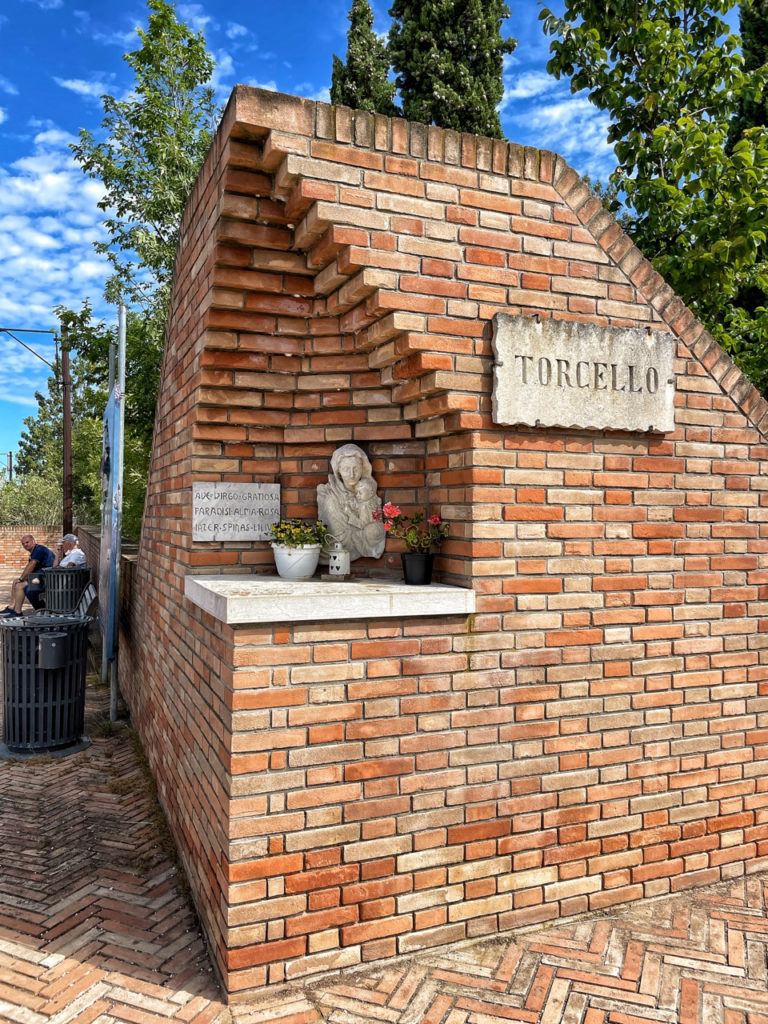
[352,476,378,529]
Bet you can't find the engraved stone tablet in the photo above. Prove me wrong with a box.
[492,314,676,433]
[193,482,280,541]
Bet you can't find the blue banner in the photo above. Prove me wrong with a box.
[99,384,122,661]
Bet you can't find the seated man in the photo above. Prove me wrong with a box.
[1,534,56,617]
[55,533,87,568]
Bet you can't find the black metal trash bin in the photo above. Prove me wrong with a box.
[43,565,91,614]
[0,613,91,757]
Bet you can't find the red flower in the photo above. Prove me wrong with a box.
[374,503,449,552]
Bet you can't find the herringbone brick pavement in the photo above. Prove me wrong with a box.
[0,682,228,1024]
[242,875,768,1024]
[1,566,767,1023]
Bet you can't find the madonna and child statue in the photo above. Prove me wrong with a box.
[317,444,386,563]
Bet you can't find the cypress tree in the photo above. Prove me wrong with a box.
[331,0,398,115]
[725,0,768,364]
[729,0,768,144]
[388,0,516,138]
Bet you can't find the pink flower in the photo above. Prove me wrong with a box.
[384,521,392,531]
[382,502,401,518]
[428,515,441,526]
[372,507,382,521]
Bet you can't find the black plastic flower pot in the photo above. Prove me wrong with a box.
[400,552,435,585]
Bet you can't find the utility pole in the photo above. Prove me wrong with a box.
[61,326,73,534]
[0,325,56,492]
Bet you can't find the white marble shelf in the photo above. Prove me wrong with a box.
[185,574,476,625]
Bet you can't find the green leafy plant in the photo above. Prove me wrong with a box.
[71,0,219,304]
[270,519,330,547]
[539,0,768,386]
[374,503,449,553]
[0,473,62,527]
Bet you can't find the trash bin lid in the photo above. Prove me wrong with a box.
[0,612,92,629]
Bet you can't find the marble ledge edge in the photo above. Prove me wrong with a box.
[184,574,477,624]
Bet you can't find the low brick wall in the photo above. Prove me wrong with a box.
[75,526,101,579]
[0,526,60,571]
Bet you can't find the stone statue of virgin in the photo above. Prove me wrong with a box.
[317,443,386,562]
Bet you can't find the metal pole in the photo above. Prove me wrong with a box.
[61,327,73,535]
[101,329,116,692]
[7,452,12,481]
[109,303,126,722]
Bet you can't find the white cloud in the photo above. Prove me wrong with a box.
[503,71,558,104]
[0,393,43,409]
[0,331,58,411]
[27,117,57,131]
[71,8,135,47]
[245,79,278,93]
[54,77,108,99]
[0,222,59,251]
[513,94,615,182]
[177,3,215,34]
[0,76,19,97]
[211,50,235,101]
[226,22,248,40]
[0,108,6,126]
[292,82,330,103]
[0,125,111,372]
[27,127,74,149]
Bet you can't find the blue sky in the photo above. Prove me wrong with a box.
[0,0,615,464]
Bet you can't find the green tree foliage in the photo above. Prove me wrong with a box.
[57,0,218,538]
[14,304,158,540]
[0,472,63,528]
[730,0,768,143]
[331,0,398,115]
[388,0,516,137]
[15,373,63,484]
[71,0,219,304]
[540,0,768,390]
[724,0,768,379]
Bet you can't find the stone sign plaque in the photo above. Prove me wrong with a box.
[193,482,280,541]
[492,314,676,434]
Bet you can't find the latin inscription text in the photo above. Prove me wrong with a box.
[192,482,280,541]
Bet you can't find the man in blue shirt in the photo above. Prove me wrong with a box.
[1,534,55,617]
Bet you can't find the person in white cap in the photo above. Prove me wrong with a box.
[54,533,87,567]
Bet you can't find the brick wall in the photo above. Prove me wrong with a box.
[75,526,101,578]
[0,526,60,571]
[120,87,768,998]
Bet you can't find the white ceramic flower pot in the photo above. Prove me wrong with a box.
[271,544,321,580]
